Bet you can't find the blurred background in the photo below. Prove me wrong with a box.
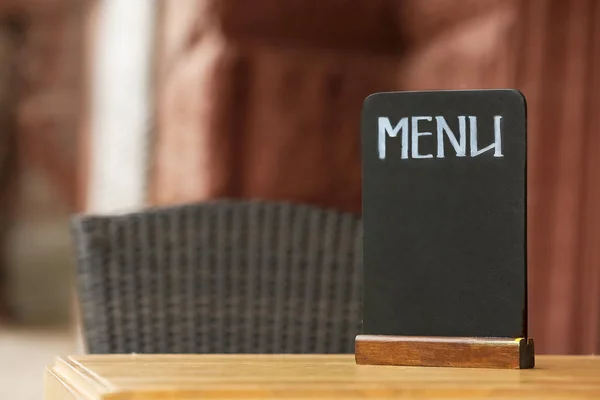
[0,0,599,397]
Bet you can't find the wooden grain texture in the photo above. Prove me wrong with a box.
[45,354,600,399]
[355,335,534,369]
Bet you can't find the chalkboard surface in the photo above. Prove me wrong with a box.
[361,89,527,339]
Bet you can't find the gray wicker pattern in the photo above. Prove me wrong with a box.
[71,200,363,354]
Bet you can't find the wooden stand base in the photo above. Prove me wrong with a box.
[355,335,535,369]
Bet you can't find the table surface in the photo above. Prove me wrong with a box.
[45,355,600,399]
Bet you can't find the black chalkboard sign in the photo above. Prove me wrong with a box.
[361,89,527,339]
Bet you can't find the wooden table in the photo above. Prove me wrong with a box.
[45,355,600,399]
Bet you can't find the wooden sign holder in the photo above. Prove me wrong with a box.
[355,335,534,369]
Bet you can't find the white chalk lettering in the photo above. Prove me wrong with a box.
[377,115,504,159]
[412,116,433,159]
[378,117,408,160]
[470,115,503,157]
[436,116,466,158]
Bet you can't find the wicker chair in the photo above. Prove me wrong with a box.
[71,200,362,354]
